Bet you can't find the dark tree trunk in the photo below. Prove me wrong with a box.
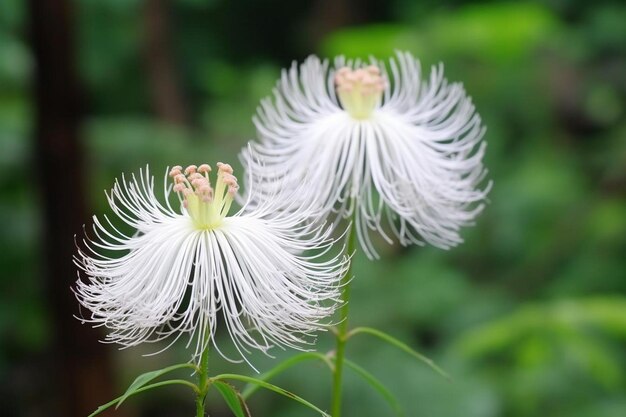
[143,0,189,126]
[307,0,353,45]
[27,0,118,415]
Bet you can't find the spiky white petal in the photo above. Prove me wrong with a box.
[242,51,490,258]
[75,166,348,366]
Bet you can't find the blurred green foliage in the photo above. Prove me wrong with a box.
[1,0,625,416]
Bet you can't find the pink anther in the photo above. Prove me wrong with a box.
[217,162,233,174]
[198,164,211,173]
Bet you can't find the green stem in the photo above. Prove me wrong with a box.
[330,220,357,417]
[195,338,211,417]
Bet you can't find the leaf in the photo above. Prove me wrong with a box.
[88,379,198,417]
[453,298,626,388]
[214,373,330,417]
[343,359,404,416]
[348,327,451,381]
[242,352,333,399]
[116,363,198,408]
[213,381,249,417]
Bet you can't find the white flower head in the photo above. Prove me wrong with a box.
[241,51,490,258]
[74,162,348,367]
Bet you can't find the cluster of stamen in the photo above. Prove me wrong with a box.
[335,65,386,120]
[169,163,239,230]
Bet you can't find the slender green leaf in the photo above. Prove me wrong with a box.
[214,381,249,417]
[116,362,198,408]
[88,379,198,417]
[242,352,333,399]
[348,326,451,381]
[344,359,404,416]
[214,373,330,417]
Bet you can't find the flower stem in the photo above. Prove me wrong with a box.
[330,221,357,417]
[195,339,211,417]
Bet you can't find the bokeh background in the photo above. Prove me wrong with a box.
[1,0,625,416]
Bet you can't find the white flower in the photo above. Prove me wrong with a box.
[75,163,347,367]
[241,51,490,258]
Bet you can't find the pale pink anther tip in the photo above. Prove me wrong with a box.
[198,185,212,193]
[217,162,233,174]
[335,67,351,83]
[169,167,182,177]
[361,74,376,85]
[184,165,198,175]
[198,164,211,173]
[223,173,239,186]
[191,179,204,188]
[345,72,358,82]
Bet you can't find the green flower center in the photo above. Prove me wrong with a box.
[170,162,239,230]
[335,65,386,120]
